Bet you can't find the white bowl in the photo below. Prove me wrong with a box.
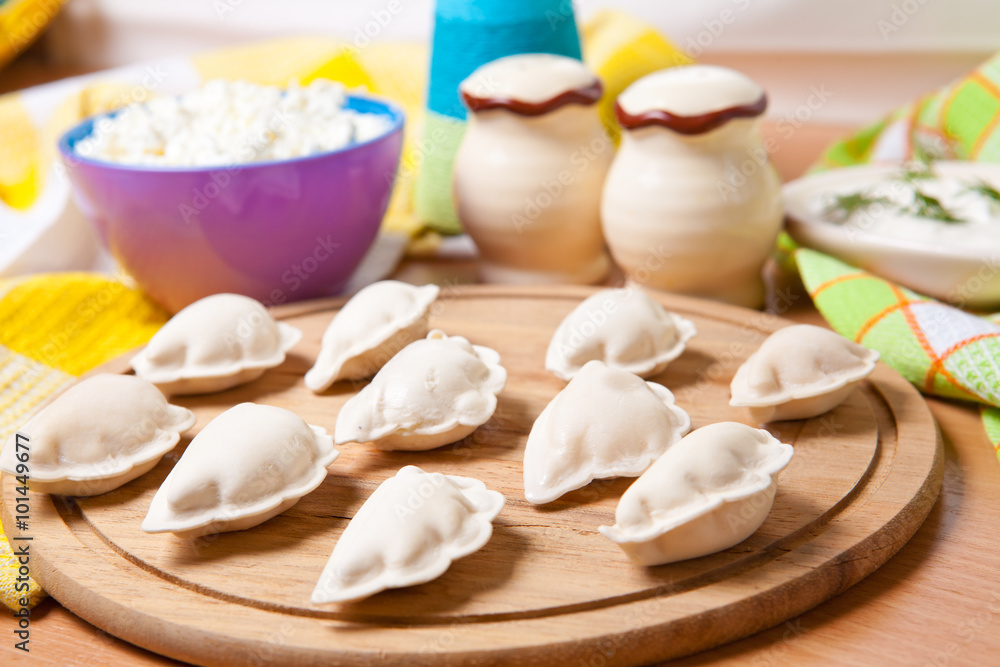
[783,161,1000,309]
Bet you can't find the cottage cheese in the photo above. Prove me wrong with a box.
[75,79,393,167]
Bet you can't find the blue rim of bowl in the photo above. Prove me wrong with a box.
[57,92,406,172]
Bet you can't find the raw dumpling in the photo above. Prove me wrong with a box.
[729,324,880,422]
[143,402,338,537]
[131,293,302,395]
[546,287,696,381]
[311,465,505,603]
[523,360,690,504]
[335,330,506,451]
[0,374,195,496]
[599,422,794,566]
[305,281,440,392]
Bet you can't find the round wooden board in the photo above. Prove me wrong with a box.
[1,285,942,666]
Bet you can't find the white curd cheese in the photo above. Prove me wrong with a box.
[75,79,392,167]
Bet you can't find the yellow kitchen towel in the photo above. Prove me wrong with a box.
[582,10,692,144]
[0,273,168,610]
[0,0,66,72]
[0,11,689,611]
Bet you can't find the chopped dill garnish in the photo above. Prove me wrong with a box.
[907,189,964,223]
[965,178,1000,205]
[897,162,936,183]
[823,191,891,224]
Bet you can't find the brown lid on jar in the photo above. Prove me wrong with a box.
[615,65,767,135]
[460,53,602,117]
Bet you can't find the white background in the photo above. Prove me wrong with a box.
[49,0,1000,57]
[43,0,1000,124]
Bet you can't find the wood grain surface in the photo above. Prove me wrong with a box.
[0,286,942,665]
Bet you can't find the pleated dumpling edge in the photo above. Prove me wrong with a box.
[523,360,691,504]
[545,287,696,381]
[142,403,338,537]
[0,374,195,497]
[599,422,794,566]
[131,293,302,395]
[334,330,506,451]
[305,281,440,392]
[730,324,879,422]
[311,466,505,603]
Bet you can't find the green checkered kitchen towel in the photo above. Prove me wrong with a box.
[798,48,1000,460]
[797,248,1000,463]
[814,51,1000,168]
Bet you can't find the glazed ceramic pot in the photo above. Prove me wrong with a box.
[601,65,783,308]
[453,54,612,285]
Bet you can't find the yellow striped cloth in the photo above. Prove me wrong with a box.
[0,12,691,611]
[0,273,167,610]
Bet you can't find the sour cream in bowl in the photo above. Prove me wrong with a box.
[784,161,1000,309]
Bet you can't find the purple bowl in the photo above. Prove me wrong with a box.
[58,95,404,313]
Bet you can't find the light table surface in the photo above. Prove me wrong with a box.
[1,60,999,667]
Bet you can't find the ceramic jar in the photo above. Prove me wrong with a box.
[453,54,612,284]
[601,65,783,308]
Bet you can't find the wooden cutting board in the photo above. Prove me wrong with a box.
[0,285,942,666]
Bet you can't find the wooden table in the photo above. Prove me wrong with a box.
[2,60,999,666]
